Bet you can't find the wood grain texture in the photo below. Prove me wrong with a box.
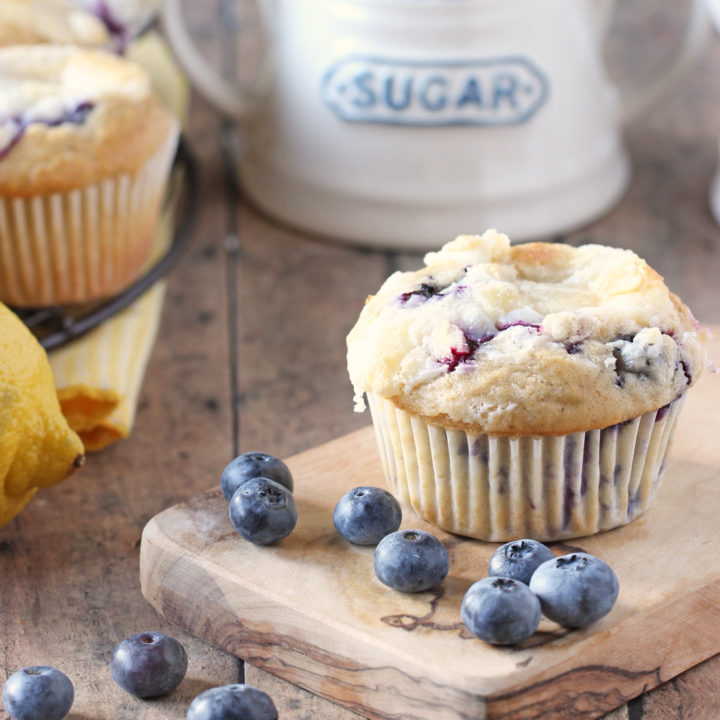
[1,0,719,718]
[140,332,720,720]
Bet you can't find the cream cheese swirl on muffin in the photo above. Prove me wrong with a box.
[0,44,174,194]
[347,230,707,436]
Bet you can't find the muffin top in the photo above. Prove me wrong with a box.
[0,0,109,47]
[347,230,707,436]
[0,0,161,51]
[0,44,176,194]
[73,0,162,42]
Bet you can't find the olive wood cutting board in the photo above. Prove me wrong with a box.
[140,334,720,720]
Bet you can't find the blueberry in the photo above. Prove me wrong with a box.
[110,631,188,698]
[45,103,95,127]
[398,282,445,305]
[461,577,542,645]
[186,684,278,720]
[440,334,481,371]
[529,552,619,628]
[333,486,402,545]
[374,529,449,592]
[65,102,94,125]
[2,666,73,720]
[488,539,554,585]
[221,452,293,500]
[229,477,297,545]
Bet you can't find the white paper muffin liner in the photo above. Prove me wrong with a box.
[367,393,685,541]
[0,120,179,306]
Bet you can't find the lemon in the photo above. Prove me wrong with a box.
[0,303,84,527]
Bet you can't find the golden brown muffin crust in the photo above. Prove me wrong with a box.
[347,231,707,435]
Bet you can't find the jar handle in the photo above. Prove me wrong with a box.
[608,0,712,123]
[161,0,274,119]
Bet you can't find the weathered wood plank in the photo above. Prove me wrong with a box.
[232,206,391,457]
[1,0,719,718]
[244,666,367,720]
[626,654,720,720]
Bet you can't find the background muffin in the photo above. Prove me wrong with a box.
[0,0,188,122]
[0,44,178,306]
[347,230,707,541]
[0,0,161,50]
[0,0,108,46]
[72,0,162,48]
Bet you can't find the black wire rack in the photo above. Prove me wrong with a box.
[12,137,198,351]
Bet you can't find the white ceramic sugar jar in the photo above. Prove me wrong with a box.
[163,0,709,248]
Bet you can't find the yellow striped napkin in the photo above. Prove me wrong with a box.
[48,207,173,451]
[50,280,166,452]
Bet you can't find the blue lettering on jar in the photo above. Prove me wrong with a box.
[384,75,412,111]
[349,71,376,109]
[492,72,519,109]
[419,76,448,112]
[322,56,548,126]
[456,77,483,108]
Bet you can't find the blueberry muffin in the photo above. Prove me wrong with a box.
[71,0,189,121]
[0,0,160,51]
[0,44,178,306]
[72,0,162,50]
[0,0,189,122]
[347,230,707,541]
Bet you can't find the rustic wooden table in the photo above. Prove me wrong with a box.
[2,1,720,719]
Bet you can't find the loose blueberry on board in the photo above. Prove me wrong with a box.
[488,538,554,585]
[2,666,74,720]
[221,452,294,500]
[186,684,278,720]
[529,552,619,628]
[333,486,402,545]
[374,529,449,592]
[461,577,542,645]
[110,631,188,698]
[229,477,298,545]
